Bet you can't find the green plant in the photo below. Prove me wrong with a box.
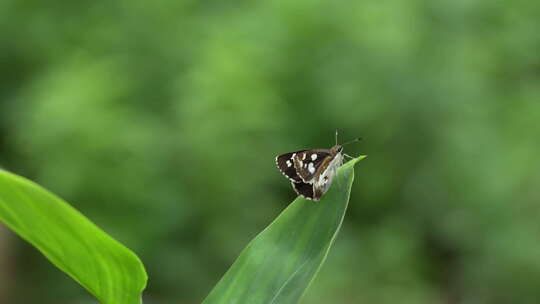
[204,156,365,304]
[0,156,365,303]
[0,170,147,304]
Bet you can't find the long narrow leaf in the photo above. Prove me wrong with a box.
[0,170,147,304]
[204,156,366,304]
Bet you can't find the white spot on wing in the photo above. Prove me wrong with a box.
[308,163,315,174]
[299,160,303,167]
[302,153,306,160]
[311,154,317,160]
[286,160,292,167]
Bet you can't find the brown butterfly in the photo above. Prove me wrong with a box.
[276,132,359,201]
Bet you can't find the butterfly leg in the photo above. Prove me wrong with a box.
[344,153,355,160]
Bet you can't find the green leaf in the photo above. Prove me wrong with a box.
[0,170,147,304]
[203,156,367,304]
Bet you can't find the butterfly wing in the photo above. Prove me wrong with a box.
[275,150,306,182]
[292,150,333,183]
[312,152,344,199]
[277,148,342,201]
[291,181,316,200]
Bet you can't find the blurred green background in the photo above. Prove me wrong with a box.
[1,0,540,303]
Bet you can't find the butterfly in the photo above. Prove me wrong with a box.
[275,132,359,201]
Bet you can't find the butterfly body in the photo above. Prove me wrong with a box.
[275,144,344,201]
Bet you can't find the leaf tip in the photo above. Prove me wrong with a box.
[347,155,367,166]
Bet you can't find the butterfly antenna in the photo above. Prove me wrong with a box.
[335,129,339,146]
[342,137,363,146]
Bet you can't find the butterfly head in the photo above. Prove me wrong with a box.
[330,144,343,155]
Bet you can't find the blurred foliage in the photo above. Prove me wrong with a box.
[1,0,540,303]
